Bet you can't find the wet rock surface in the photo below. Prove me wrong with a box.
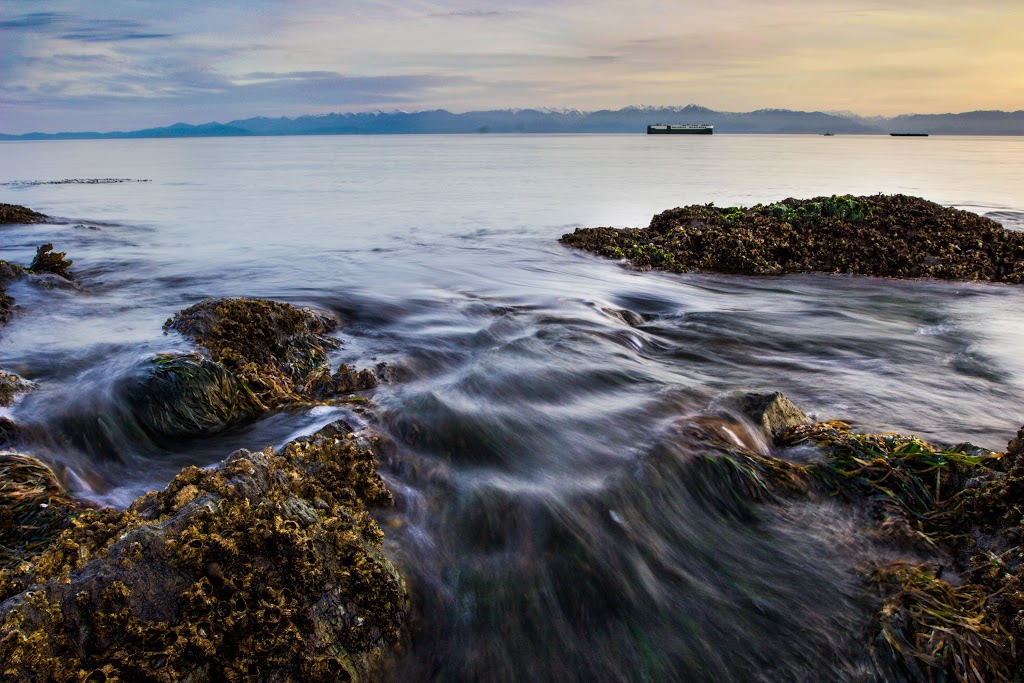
[165,297,342,407]
[0,421,408,682]
[0,204,48,225]
[675,396,1022,682]
[562,194,1024,282]
[120,297,382,440]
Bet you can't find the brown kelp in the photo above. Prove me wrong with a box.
[869,561,1013,683]
[28,244,73,280]
[0,422,408,682]
[561,194,1024,282]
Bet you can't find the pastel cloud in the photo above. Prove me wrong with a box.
[1,0,1021,133]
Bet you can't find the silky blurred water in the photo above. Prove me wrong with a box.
[1,134,1023,681]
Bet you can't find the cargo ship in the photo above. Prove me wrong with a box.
[647,124,713,135]
[890,132,928,137]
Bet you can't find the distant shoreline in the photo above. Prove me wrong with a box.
[2,105,1021,139]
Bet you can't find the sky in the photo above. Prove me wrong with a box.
[1,0,1022,133]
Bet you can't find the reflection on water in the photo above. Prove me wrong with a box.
[1,135,1023,680]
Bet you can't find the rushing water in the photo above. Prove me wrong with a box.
[2,134,1023,680]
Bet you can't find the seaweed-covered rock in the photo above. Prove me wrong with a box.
[0,371,33,407]
[562,194,1024,282]
[0,204,47,225]
[0,453,81,570]
[0,421,408,682]
[121,353,265,438]
[164,297,341,406]
[0,285,13,327]
[666,401,1019,681]
[28,244,73,280]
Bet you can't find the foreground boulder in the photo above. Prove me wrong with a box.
[0,421,407,682]
[562,194,1024,282]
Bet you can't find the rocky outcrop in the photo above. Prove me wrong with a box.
[562,194,1024,282]
[0,204,48,225]
[124,298,380,439]
[0,421,407,682]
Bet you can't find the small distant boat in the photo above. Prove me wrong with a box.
[647,124,713,135]
[821,132,834,136]
[890,133,929,137]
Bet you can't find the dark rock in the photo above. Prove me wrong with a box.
[0,204,47,225]
[562,194,1024,283]
[0,421,408,682]
[725,391,811,441]
[28,244,73,280]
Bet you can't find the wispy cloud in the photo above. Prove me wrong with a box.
[1,0,1022,132]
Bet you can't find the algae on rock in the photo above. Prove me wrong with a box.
[0,204,48,226]
[0,421,408,682]
[667,395,1019,681]
[0,453,82,571]
[562,194,1024,282]
[123,298,381,440]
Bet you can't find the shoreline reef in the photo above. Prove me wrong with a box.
[561,194,1024,282]
[0,211,408,681]
[2,199,1024,680]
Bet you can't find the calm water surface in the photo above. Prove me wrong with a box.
[1,134,1022,681]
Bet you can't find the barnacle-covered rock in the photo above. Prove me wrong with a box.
[0,421,407,682]
[164,297,341,406]
[562,194,1024,282]
[128,298,382,438]
[0,204,48,225]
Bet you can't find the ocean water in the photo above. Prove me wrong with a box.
[1,133,1023,680]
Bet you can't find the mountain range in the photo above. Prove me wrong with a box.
[2,105,1022,139]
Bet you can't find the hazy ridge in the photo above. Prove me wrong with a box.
[2,105,1022,139]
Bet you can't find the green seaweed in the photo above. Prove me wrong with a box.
[0,453,81,571]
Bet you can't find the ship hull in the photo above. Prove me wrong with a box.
[647,125,713,135]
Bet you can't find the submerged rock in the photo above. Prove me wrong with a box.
[0,421,407,682]
[562,194,1024,282]
[0,204,48,225]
